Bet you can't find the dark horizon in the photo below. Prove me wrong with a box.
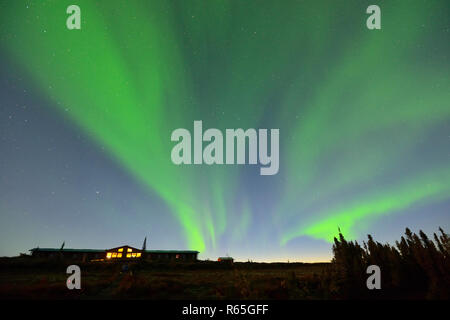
[1,0,449,263]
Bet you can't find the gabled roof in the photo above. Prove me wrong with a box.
[106,245,142,252]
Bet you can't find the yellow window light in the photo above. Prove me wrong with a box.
[126,253,131,258]
[136,253,141,257]
[118,248,123,252]
[127,248,132,252]
[106,253,112,259]
[112,253,117,258]
[131,253,136,257]
[117,253,122,258]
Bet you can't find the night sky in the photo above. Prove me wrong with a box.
[0,0,449,261]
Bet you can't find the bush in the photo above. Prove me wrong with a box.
[319,227,450,299]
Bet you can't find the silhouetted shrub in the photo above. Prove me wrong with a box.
[321,227,450,299]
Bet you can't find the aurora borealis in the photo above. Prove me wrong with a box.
[0,0,449,261]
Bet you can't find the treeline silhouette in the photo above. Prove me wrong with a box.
[320,227,450,299]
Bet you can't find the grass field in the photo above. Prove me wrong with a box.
[0,258,328,299]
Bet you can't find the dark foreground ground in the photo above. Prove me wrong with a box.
[0,257,328,299]
[2,229,448,300]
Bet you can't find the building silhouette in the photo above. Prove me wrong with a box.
[30,239,199,262]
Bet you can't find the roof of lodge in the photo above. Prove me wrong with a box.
[29,247,199,253]
[30,248,105,253]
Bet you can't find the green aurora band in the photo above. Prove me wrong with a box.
[1,0,449,256]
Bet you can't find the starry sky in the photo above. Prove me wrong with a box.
[0,0,449,261]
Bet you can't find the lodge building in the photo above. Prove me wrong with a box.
[29,241,199,262]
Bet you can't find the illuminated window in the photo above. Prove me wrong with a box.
[112,253,117,258]
[176,254,180,259]
[106,252,112,259]
[118,248,123,252]
[117,253,122,258]
[131,253,136,258]
[136,253,141,257]
[126,253,131,258]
